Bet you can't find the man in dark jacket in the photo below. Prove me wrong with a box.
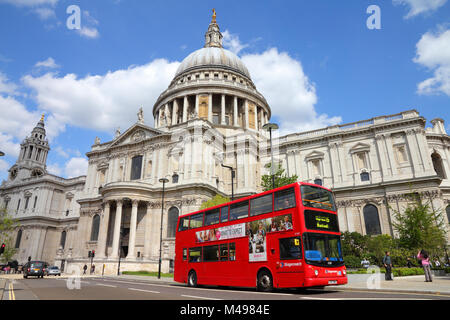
[383,251,393,281]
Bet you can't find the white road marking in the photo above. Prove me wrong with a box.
[128,288,160,294]
[181,294,223,300]
[96,283,117,288]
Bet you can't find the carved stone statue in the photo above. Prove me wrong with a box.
[94,136,100,145]
[115,127,121,139]
[137,107,144,123]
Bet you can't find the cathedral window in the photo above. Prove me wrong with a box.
[167,207,179,238]
[15,230,22,249]
[446,205,450,225]
[90,214,100,241]
[394,144,408,164]
[363,204,381,235]
[60,231,67,249]
[431,152,446,179]
[130,155,143,180]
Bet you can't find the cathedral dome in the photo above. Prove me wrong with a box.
[175,47,250,79]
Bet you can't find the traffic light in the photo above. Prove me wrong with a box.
[88,250,92,258]
[92,250,95,258]
[0,243,5,255]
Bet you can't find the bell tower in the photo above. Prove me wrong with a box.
[9,114,50,181]
[204,8,223,48]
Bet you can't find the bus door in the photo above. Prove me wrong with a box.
[276,236,304,287]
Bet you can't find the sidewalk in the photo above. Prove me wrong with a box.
[338,273,450,296]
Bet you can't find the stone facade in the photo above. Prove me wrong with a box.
[1,14,449,274]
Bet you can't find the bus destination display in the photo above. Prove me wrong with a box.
[304,210,339,232]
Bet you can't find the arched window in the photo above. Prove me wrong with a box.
[130,155,143,180]
[15,229,22,248]
[363,204,381,235]
[431,152,446,179]
[90,214,100,241]
[167,207,179,238]
[60,230,67,249]
[446,205,450,225]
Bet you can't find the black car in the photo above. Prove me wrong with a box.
[23,261,48,279]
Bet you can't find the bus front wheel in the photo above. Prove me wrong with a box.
[187,270,197,287]
[257,270,273,292]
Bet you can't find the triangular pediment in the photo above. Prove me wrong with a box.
[304,150,324,160]
[349,142,371,153]
[108,123,164,148]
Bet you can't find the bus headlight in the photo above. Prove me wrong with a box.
[314,270,319,277]
[343,269,346,275]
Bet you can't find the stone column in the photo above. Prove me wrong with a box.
[208,93,213,122]
[221,94,226,125]
[143,203,153,259]
[110,200,123,259]
[172,99,178,126]
[244,99,249,129]
[96,201,110,259]
[165,104,170,126]
[233,96,238,126]
[183,96,188,122]
[195,94,199,116]
[126,199,138,260]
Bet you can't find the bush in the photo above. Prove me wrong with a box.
[392,267,424,277]
[343,255,361,268]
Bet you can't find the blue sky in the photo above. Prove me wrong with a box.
[0,0,449,181]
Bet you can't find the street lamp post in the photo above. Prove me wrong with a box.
[158,177,169,279]
[262,123,279,190]
[221,164,235,201]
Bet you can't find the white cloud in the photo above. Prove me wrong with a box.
[33,7,55,20]
[393,0,447,18]
[22,59,180,134]
[34,57,59,69]
[0,0,58,6]
[414,28,450,96]
[64,157,88,178]
[0,72,18,95]
[78,26,99,39]
[222,30,249,55]
[241,48,341,135]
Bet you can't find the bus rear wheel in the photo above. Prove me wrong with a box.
[257,270,273,292]
[187,270,197,287]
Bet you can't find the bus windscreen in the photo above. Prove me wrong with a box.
[301,185,335,211]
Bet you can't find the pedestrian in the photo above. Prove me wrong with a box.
[382,251,393,281]
[417,250,432,282]
[90,264,95,275]
[83,264,87,275]
[361,257,370,269]
[406,257,414,268]
[433,258,440,268]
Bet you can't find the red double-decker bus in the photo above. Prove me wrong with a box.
[174,182,347,291]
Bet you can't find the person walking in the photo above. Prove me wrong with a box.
[417,250,432,282]
[383,251,393,281]
[83,264,88,275]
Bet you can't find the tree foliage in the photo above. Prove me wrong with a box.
[0,207,20,263]
[261,163,298,191]
[199,194,231,210]
[391,193,447,256]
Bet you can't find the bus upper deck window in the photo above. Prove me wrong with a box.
[274,188,296,211]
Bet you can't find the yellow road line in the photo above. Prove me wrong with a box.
[8,282,15,300]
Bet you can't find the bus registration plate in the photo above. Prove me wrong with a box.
[328,280,337,284]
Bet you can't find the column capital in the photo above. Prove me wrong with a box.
[132,199,139,207]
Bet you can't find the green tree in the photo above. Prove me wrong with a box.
[392,193,447,256]
[199,194,230,210]
[261,163,298,191]
[0,208,20,263]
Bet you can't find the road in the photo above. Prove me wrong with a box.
[4,276,450,301]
